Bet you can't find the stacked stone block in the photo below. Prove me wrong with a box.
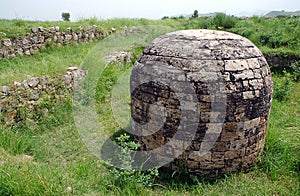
[130,30,273,177]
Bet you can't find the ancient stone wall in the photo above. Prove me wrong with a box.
[264,53,300,68]
[0,67,86,127]
[0,25,105,59]
[130,30,273,177]
[0,51,133,127]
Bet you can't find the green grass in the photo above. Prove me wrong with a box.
[0,52,300,195]
[0,19,299,195]
[0,41,98,85]
[229,16,300,55]
[0,58,299,196]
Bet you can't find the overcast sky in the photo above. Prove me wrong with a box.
[1,0,299,21]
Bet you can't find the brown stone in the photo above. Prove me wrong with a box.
[245,143,258,156]
[230,139,248,150]
[213,141,231,152]
[220,131,243,141]
[244,117,261,130]
[225,148,245,160]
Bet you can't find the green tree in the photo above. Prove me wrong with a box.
[61,12,71,21]
[213,13,237,29]
[191,10,199,19]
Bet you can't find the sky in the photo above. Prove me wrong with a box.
[0,0,300,21]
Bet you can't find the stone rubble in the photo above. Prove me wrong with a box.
[104,51,133,64]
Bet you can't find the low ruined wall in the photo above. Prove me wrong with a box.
[0,67,86,127]
[264,53,300,68]
[0,51,133,127]
[0,25,105,59]
[1,25,299,68]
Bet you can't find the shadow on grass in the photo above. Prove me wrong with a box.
[100,128,231,190]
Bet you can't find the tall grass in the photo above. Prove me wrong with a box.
[230,16,300,53]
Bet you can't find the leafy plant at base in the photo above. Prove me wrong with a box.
[107,133,159,189]
[290,61,300,82]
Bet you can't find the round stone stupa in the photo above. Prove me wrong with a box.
[130,29,273,177]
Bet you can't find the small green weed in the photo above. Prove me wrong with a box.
[290,61,300,82]
[273,71,293,101]
[107,133,159,189]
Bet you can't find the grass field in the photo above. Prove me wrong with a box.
[0,61,299,195]
[0,18,299,195]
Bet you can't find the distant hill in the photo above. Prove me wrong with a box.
[265,10,300,17]
[171,10,300,19]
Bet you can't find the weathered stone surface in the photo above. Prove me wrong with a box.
[3,39,12,47]
[65,34,73,42]
[28,77,39,87]
[31,27,39,33]
[24,49,31,55]
[38,26,44,32]
[40,76,49,85]
[67,66,78,71]
[63,74,72,85]
[130,29,273,177]
[105,51,133,64]
[225,60,249,71]
[1,85,11,93]
[72,33,78,41]
[13,81,22,87]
